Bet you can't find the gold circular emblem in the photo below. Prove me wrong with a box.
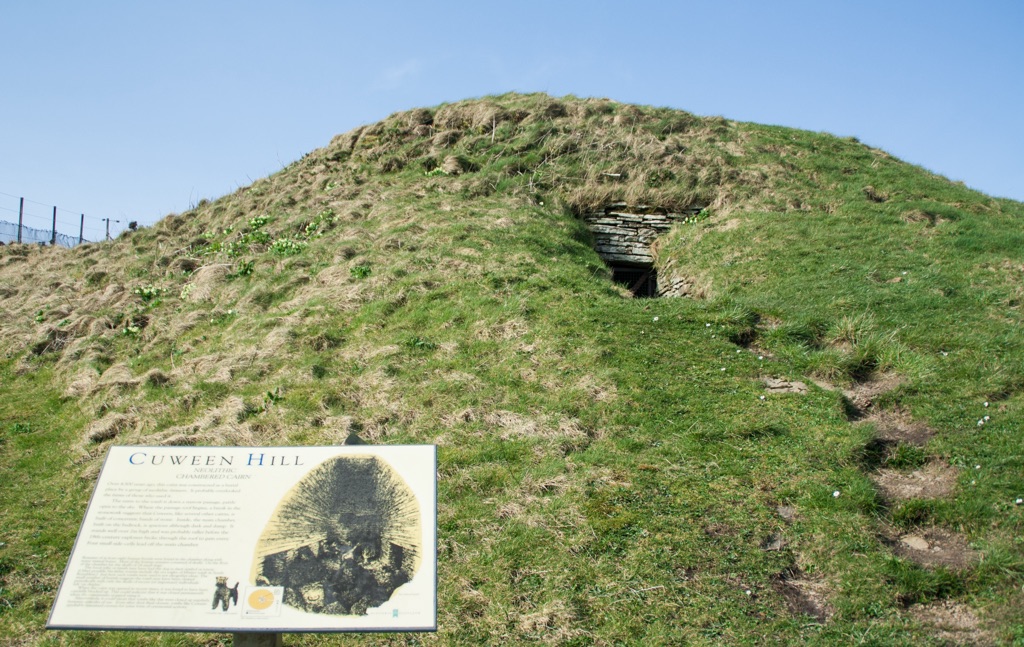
[248,588,275,610]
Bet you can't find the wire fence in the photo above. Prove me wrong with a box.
[0,191,127,249]
[0,219,88,248]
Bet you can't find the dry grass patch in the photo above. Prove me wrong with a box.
[575,373,618,403]
[474,318,529,341]
[514,599,586,644]
[83,412,138,444]
[94,363,140,392]
[719,217,744,231]
[63,367,100,398]
[485,410,540,439]
[907,600,993,645]
[494,474,579,529]
[171,352,247,384]
[181,264,230,303]
[771,570,834,624]
[872,462,958,501]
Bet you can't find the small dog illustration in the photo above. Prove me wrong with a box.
[211,576,239,611]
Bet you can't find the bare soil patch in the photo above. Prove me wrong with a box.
[776,504,798,523]
[772,571,832,623]
[907,600,992,645]
[872,462,958,501]
[861,407,935,446]
[811,372,904,420]
[844,373,903,412]
[886,527,979,570]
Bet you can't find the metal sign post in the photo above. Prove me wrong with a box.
[234,633,283,646]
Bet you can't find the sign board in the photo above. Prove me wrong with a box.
[48,445,436,633]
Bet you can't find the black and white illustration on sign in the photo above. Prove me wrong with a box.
[211,576,239,611]
[47,445,436,633]
[252,455,421,616]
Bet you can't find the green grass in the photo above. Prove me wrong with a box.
[1,93,1023,644]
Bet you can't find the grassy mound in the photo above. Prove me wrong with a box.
[1,93,1022,645]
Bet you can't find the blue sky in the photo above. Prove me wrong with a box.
[2,1,1021,240]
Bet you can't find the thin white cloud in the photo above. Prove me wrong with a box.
[372,59,423,91]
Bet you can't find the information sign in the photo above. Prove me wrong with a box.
[48,445,436,633]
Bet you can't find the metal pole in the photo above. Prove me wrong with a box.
[105,218,111,240]
[233,633,283,647]
[17,197,24,244]
[51,206,57,245]
[79,214,85,245]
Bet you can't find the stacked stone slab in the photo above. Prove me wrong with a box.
[582,203,704,266]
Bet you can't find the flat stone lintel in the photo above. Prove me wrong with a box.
[599,252,654,264]
[595,242,651,254]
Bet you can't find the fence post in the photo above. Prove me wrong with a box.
[79,214,85,245]
[17,197,24,244]
[51,206,57,245]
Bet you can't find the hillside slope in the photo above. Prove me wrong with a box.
[1,93,1023,645]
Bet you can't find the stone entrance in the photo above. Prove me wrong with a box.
[609,264,658,298]
[582,203,703,297]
